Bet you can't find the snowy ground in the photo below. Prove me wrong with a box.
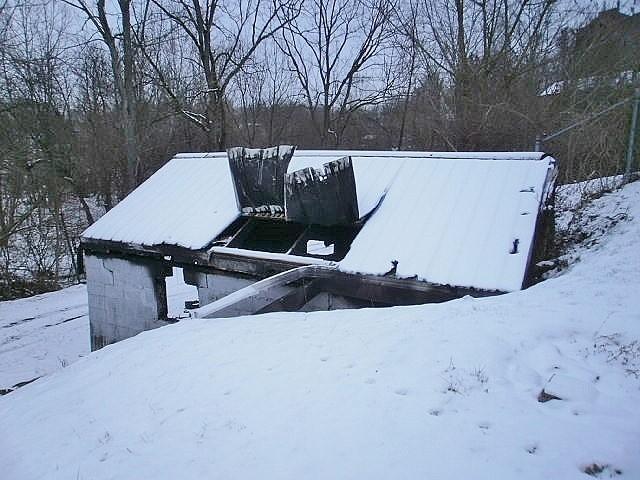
[1,182,639,479]
[0,269,197,391]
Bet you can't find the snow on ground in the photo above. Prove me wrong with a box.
[1,182,639,479]
[0,268,196,391]
[555,175,624,232]
[0,284,88,391]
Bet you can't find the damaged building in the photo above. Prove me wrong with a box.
[80,148,557,350]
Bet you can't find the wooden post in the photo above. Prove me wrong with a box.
[625,75,639,182]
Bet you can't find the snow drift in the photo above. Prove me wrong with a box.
[1,182,639,479]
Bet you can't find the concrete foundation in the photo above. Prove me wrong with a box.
[183,270,255,306]
[85,254,171,350]
[298,292,364,312]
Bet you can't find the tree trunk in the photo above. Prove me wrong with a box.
[119,0,139,192]
[78,196,95,226]
[205,93,226,151]
[398,41,416,150]
[453,0,470,149]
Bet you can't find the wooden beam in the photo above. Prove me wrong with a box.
[191,265,500,319]
[82,239,501,315]
[256,279,323,314]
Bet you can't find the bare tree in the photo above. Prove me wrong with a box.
[0,0,85,291]
[143,0,302,151]
[229,44,300,146]
[62,0,145,192]
[277,0,397,147]
[402,0,561,149]
[73,44,121,212]
[538,2,638,184]
[0,0,13,47]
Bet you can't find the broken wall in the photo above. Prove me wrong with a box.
[183,270,256,306]
[85,254,171,350]
[298,292,366,312]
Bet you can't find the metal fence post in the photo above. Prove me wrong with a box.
[534,134,542,152]
[624,78,640,182]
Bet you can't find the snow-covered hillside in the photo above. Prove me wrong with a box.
[1,182,639,479]
[0,269,196,391]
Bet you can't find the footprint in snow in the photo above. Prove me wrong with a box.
[583,463,622,477]
[364,378,376,385]
[394,388,408,396]
[224,419,247,432]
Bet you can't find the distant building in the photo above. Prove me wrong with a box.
[541,7,639,96]
[573,7,640,77]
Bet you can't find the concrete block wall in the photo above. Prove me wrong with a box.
[183,269,255,306]
[299,292,363,312]
[85,254,171,350]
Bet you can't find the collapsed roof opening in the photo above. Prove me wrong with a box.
[228,218,305,253]
[217,218,361,261]
[288,224,360,260]
[221,146,364,261]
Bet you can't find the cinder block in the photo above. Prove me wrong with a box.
[88,294,106,310]
[87,254,172,350]
[84,255,115,286]
[104,284,125,300]
[196,273,255,306]
[123,288,144,304]
[86,283,106,298]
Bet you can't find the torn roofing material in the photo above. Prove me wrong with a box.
[285,157,359,226]
[227,145,295,211]
[82,150,554,291]
[288,153,402,219]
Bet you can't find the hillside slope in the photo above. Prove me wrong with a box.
[1,182,639,480]
[0,269,196,390]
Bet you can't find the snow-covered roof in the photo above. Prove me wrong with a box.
[82,150,555,291]
[81,156,240,250]
[81,151,405,250]
[339,156,554,291]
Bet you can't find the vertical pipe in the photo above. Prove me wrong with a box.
[534,134,542,152]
